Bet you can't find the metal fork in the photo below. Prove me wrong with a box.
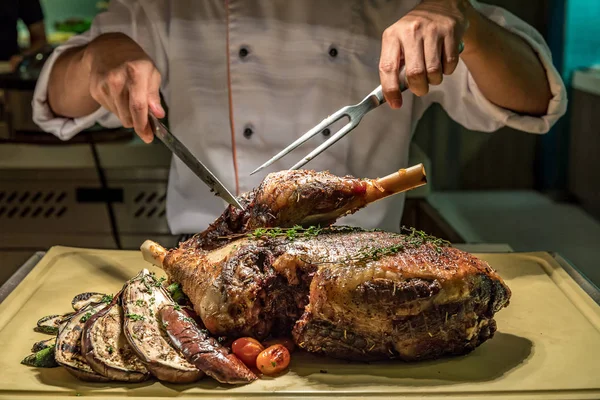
[251,42,464,175]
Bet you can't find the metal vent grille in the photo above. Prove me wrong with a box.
[112,183,170,234]
[0,190,69,219]
[131,191,166,219]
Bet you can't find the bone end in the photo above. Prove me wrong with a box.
[140,240,167,269]
[366,163,427,203]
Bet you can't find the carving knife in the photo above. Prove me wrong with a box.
[148,113,244,210]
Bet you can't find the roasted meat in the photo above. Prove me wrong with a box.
[143,227,511,361]
[193,165,427,250]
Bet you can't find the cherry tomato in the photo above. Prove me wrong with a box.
[256,344,291,376]
[231,337,264,368]
[263,337,295,353]
[232,337,263,354]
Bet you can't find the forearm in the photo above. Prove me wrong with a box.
[460,5,552,116]
[48,45,100,118]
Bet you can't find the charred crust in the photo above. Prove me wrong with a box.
[355,278,441,304]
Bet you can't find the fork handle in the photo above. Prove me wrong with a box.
[369,66,408,105]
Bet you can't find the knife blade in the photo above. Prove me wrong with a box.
[148,113,244,210]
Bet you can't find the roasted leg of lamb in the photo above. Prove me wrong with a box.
[141,165,511,362]
[192,164,427,249]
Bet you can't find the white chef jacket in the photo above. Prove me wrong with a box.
[33,0,567,235]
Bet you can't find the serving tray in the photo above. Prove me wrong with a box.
[0,246,599,399]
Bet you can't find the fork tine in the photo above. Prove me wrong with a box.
[289,117,360,171]
[250,107,350,175]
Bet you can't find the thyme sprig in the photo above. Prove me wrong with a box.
[221,224,451,264]
[308,243,407,266]
[219,225,360,241]
[400,226,451,253]
[247,225,323,240]
[306,226,451,265]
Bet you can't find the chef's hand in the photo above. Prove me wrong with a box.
[85,33,165,142]
[379,0,470,108]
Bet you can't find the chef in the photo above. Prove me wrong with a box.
[33,0,567,235]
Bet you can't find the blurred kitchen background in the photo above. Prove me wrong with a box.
[1,1,599,287]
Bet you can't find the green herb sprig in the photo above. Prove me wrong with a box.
[101,294,114,304]
[79,312,92,323]
[126,313,146,322]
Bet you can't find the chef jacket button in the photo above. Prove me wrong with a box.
[322,128,331,137]
[328,46,338,58]
[239,46,250,59]
[243,126,254,139]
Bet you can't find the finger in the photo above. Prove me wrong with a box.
[103,71,133,128]
[128,70,151,142]
[442,34,460,75]
[404,34,428,96]
[114,85,134,129]
[425,35,443,86]
[148,70,165,118]
[379,28,403,109]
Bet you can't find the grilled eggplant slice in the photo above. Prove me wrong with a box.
[159,304,257,384]
[71,292,108,311]
[55,302,111,382]
[122,270,203,383]
[35,313,73,335]
[82,293,150,382]
[22,346,58,368]
[32,337,57,353]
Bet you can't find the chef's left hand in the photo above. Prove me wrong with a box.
[379,0,471,108]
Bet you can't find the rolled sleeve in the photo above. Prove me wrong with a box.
[466,1,568,134]
[414,1,567,135]
[32,35,120,140]
[32,0,167,140]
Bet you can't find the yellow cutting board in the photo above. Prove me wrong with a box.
[0,247,599,400]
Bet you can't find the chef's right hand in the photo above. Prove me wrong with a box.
[85,32,165,143]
